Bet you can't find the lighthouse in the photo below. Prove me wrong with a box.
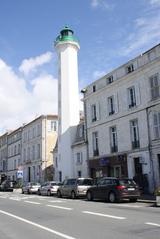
[54,26,80,181]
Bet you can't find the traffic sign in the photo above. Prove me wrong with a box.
[17,170,23,178]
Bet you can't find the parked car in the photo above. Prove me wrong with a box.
[0,180,14,192]
[22,182,41,194]
[57,178,93,199]
[86,177,141,203]
[38,181,61,196]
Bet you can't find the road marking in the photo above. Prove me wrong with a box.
[0,210,77,239]
[47,205,73,210]
[145,222,160,227]
[0,196,7,198]
[110,204,142,208]
[24,201,41,205]
[9,197,21,201]
[82,211,126,220]
[48,200,64,203]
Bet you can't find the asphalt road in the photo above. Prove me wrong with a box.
[0,192,160,239]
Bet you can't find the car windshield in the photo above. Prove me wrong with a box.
[31,183,40,186]
[119,179,136,186]
[77,179,93,186]
[51,182,58,186]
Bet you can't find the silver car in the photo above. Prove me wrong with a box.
[57,178,93,199]
[22,182,41,194]
[38,181,61,196]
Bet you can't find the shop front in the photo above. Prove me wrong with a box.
[89,154,128,179]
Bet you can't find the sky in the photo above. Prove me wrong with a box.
[0,0,160,134]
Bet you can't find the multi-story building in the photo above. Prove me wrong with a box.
[22,115,58,183]
[0,133,8,183]
[7,127,22,181]
[81,43,160,193]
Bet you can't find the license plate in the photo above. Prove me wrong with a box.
[128,188,135,191]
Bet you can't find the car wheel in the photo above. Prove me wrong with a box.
[71,191,76,199]
[47,190,51,196]
[57,190,62,198]
[130,198,137,202]
[87,191,93,201]
[108,192,116,203]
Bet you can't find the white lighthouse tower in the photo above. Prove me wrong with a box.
[54,26,80,181]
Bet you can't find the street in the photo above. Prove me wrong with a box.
[0,192,160,239]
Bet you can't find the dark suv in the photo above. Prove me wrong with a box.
[57,178,93,199]
[86,177,141,203]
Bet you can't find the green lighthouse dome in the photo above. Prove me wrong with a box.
[55,26,79,46]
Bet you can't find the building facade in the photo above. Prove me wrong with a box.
[22,115,58,183]
[7,127,22,182]
[82,44,160,193]
[0,133,8,183]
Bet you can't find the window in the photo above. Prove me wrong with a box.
[76,152,83,165]
[78,171,81,177]
[18,144,21,154]
[37,125,41,136]
[107,75,113,84]
[130,119,140,149]
[33,127,36,138]
[108,96,115,115]
[92,132,99,156]
[14,160,16,170]
[14,145,17,155]
[126,64,134,74]
[23,149,26,162]
[37,144,40,159]
[27,147,30,161]
[33,166,36,181]
[92,85,96,92]
[110,126,118,153]
[150,74,159,100]
[153,112,160,139]
[91,104,97,122]
[128,86,136,108]
[32,145,35,160]
[51,121,57,131]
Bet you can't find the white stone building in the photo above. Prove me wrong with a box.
[22,115,58,183]
[82,44,160,193]
[0,133,8,183]
[7,127,22,182]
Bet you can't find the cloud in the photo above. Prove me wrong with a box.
[149,0,160,6]
[0,58,57,134]
[118,7,160,57]
[19,51,53,75]
[92,70,106,80]
[90,0,113,10]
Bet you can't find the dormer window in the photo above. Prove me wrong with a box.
[107,75,113,84]
[93,85,96,92]
[126,64,134,74]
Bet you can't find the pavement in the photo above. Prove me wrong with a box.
[138,193,156,203]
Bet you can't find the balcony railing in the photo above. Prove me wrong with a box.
[132,140,140,149]
[93,149,99,156]
[111,145,118,153]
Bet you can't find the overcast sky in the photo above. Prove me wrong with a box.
[0,0,160,134]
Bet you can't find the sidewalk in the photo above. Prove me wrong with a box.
[138,193,156,203]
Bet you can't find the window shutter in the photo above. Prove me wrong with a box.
[114,93,119,113]
[135,83,141,106]
[96,102,100,120]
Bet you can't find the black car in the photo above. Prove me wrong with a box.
[86,177,141,203]
[0,180,14,192]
